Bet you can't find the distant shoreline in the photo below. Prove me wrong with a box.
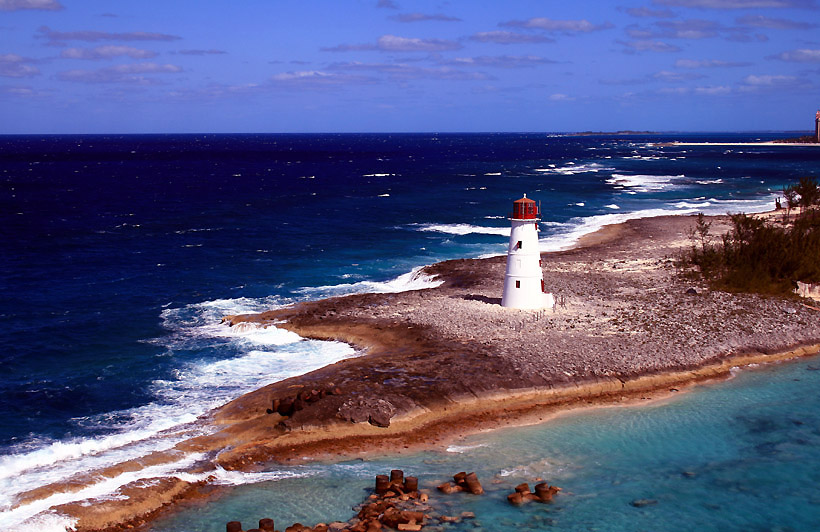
[664,141,820,147]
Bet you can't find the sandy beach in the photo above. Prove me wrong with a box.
[20,213,820,531]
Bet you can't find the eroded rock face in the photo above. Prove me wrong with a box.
[338,397,396,427]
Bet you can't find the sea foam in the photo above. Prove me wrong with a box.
[0,294,358,530]
[412,223,510,237]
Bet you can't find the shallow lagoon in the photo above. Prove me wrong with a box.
[154,356,820,532]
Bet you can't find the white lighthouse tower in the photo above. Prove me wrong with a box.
[501,194,553,309]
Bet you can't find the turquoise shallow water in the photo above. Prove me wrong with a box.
[153,356,820,532]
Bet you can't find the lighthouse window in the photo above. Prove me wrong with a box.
[516,240,522,249]
[516,280,521,288]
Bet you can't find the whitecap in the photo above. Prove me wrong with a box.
[296,266,443,299]
[607,173,685,192]
[411,223,509,237]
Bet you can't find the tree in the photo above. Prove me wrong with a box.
[795,176,820,211]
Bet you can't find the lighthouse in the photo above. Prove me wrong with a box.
[501,194,554,309]
[815,110,820,143]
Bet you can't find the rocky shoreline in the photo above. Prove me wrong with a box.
[25,213,820,531]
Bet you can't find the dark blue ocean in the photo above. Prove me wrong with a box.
[1,133,818,530]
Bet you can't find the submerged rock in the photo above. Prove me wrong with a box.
[630,498,658,508]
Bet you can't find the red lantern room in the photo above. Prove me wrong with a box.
[511,194,539,220]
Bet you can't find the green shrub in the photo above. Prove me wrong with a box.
[682,178,820,296]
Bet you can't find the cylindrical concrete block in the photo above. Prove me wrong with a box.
[375,474,390,494]
[390,469,404,484]
[464,472,483,495]
[453,472,467,485]
[507,492,525,505]
[514,482,530,493]
[258,518,275,531]
[404,476,418,492]
[226,521,242,532]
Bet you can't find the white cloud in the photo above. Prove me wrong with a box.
[653,0,817,8]
[694,85,732,94]
[620,39,682,52]
[742,74,798,85]
[57,62,182,83]
[468,31,554,44]
[327,61,493,81]
[0,0,62,11]
[500,17,614,33]
[737,14,818,29]
[60,46,158,60]
[322,34,461,52]
[0,54,39,78]
[549,93,575,101]
[38,26,181,43]
[447,55,555,68]
[769,48,820,62]
[653,70,706,80]
[391,12,461,22]
[675,58,751,67]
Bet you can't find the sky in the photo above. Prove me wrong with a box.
[1,0,819,134]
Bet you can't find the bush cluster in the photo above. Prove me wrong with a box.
[682,177,820,296]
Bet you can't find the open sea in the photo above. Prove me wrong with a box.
[1,133,819,531]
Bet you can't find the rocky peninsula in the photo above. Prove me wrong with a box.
[28,214,820,531]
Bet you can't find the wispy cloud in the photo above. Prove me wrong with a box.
[736,15,818,29]
[768,48,820,61]
[468,31,554,44]
[376,0,399,9]
[653,69,707,80]
[694,85,732,94]
[549,93,575,101]
[327,61,493,81]
[445,55,556,68]
[653,0,817,8]
[38,26,182,43]
[178,49,228,56]
[391,12,461,23]
[500,17,614,33]
[0,53,39,77]
[322,34,462,52]
[0,85,41,96]
[739,73,809,91]
[622,6,677,17]
[0,0,62,11]
[675,58,752,67]
[628,18,770,41]
[60,45,158,60]
[57,62,182,83]
[619,39,682,52]
[269,70,377,89]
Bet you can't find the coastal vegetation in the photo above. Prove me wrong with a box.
[773,135,819,144]
[682,177,820,295]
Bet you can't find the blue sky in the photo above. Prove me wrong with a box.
[1,0,819,133]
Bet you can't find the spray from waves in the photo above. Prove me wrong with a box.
[0,296,357,530]
[411,223,510,237]
[296,266,443,300]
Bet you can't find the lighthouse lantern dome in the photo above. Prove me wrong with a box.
[511,194,539,220]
